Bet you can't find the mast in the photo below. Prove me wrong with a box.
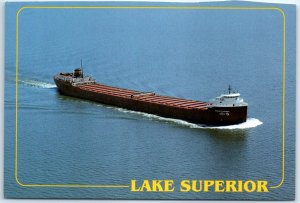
[81,59,84,78]
[228,85,231,94]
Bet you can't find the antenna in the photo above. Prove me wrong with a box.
[228,85,231,94]
[81,59,84,78]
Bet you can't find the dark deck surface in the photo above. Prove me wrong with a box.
[79,84,208,110]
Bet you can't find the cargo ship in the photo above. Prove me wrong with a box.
[54,68,248,126]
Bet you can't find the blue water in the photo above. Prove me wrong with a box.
[4,1,295,200]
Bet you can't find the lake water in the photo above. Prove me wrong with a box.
[4,1,295,200]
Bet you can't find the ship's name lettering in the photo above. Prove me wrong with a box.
[215,110,230,113]
[130,180,269,193]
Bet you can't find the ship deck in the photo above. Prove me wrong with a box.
[78,84,209,110]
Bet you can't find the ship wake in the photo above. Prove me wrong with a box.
[105,105,262,130]
[159,117,262,130]
[19,79,56,89]
[194,118,263,129]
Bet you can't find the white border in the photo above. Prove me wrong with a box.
[0,0,298,203]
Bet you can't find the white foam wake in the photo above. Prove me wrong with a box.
[195,118,263,129]
[102,105,262,129]
[19,79,56,89]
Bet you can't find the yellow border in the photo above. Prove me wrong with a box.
[15,5,286,189]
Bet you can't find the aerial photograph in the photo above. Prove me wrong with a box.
[4,1,295,200]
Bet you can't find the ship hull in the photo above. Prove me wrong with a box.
[54,76,247,126]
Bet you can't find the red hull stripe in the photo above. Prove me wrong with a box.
[92,84,136,94]
[142,99,205,109]
[140,95,189,103]
[170,103,207,108]
[80,87,132,97]
[80,86,135,95]
[160,100,207,106]
[140,97,178,103]
[163,99,207,105]
[140,96,206,106]
[131,95,156,100]
[81,84,136,94]
[81,85,135,94]
[182,103,208,108]
[152,95,206,104]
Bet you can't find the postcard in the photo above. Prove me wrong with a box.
[4,1,295,200]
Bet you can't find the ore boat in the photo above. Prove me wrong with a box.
[54,68,248,126]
